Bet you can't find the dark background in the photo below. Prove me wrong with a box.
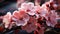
[0,0,17,16]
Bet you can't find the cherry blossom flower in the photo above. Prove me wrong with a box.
[3,12,12,29]
[12,9,30,26]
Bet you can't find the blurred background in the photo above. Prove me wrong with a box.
[0,0,17,15]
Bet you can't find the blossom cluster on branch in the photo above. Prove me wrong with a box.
[1,0,60,34]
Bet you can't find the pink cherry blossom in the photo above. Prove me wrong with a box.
[3,12,12,29]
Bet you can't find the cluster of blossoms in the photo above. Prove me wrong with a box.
[2,0,59,34]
